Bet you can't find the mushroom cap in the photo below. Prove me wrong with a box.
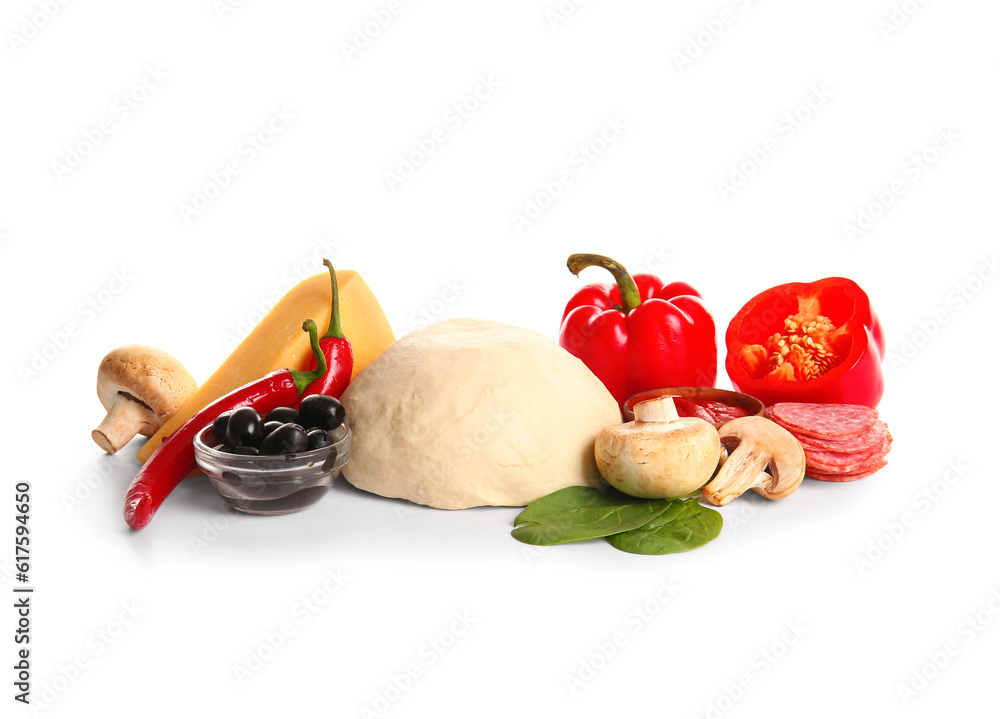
[96,345,198,421]
[717,416,805,499]
[595,417,722,499]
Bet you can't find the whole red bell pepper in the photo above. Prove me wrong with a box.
[123,320,328,530]
[725,277,885,408]
[300,259,354,400]
[559,253,717,411]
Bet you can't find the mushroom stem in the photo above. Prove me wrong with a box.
[633,396,680,423]
[701,442,773,506]
[92,395,156,454]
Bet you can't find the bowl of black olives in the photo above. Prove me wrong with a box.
[192,395,350,515]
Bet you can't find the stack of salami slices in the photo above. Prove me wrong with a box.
[764,403,892,482]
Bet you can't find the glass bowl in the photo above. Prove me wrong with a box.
[193,423,351,516]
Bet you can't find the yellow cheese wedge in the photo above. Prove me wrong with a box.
[136,270,395,463]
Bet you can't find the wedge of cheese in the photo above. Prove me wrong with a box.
[136,270,394,463]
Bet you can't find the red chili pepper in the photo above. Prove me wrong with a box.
[122,320,328,530]
[558,253,717,412]
[725,277,885,408]
[300,259,354,400]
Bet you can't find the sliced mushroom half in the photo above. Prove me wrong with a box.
[701,416,805,506]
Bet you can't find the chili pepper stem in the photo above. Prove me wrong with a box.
[322,259,345,340]
[290,320,327,395]
[567,253,643,313]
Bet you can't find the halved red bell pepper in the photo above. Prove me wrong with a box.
[559,253,717,411]
[725,277,885,408]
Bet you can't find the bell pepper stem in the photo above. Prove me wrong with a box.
[322,259,345,340]
[290,319,328,395]
[567,253,642,313]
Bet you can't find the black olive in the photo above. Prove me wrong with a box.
[229,446,259,456]
[265,406,299,425]
[212,410,235,445]
[261,421,283,439]
[297,394,346,431]
[259,423,308,455]
[225,407,263,447]
[306,429,334,451]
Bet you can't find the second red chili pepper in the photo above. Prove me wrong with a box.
[300,259,354,400]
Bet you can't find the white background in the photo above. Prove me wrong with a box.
[3,1,999,717]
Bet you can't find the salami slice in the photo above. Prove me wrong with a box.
[805,437,891,474]
[807,459,888,482]
[767,403,878,440]
[796,420,890,453]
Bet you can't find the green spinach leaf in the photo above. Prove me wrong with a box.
[511,486,671,546]
[605,498,722,555]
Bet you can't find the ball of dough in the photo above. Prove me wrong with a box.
[341,318,622,509]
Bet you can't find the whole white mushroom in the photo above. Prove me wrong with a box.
[92,345,198,455]
[340,318,622,509]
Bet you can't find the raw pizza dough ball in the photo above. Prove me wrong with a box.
[341,318,622,509]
